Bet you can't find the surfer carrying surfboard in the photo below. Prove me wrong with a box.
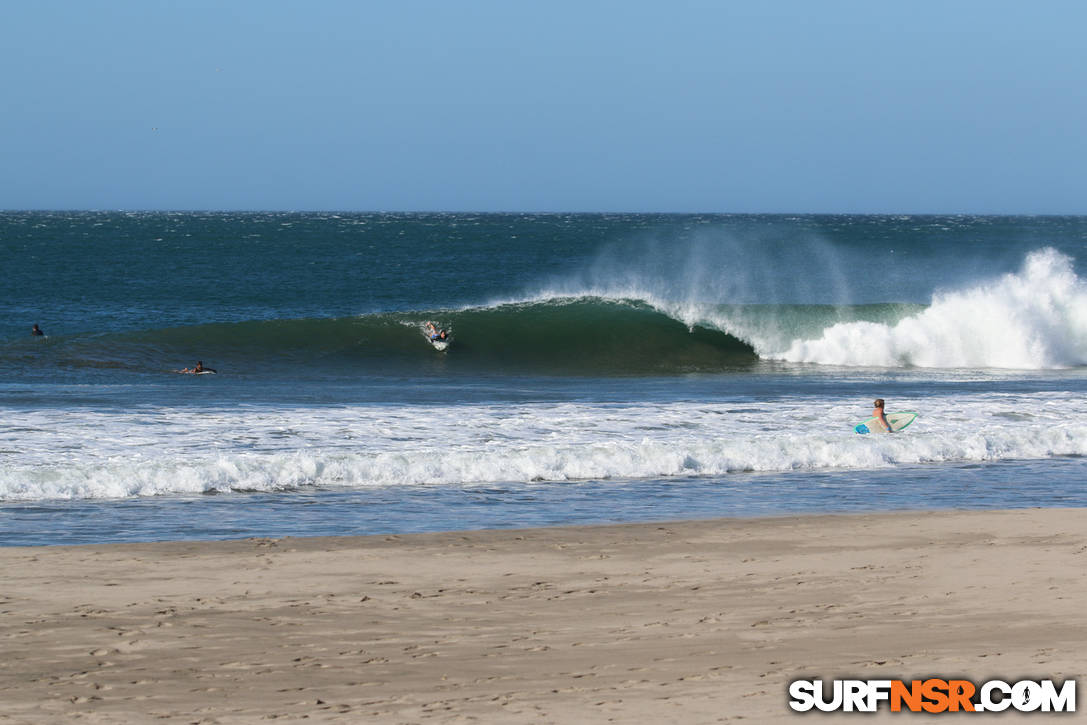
[853,403,917,434]
[872,399,893,433]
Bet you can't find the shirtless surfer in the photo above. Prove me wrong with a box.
[872,398,893,433]
[425,323,449,342]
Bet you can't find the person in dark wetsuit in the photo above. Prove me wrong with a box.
[177,360,217,374]
[31,324,44,336]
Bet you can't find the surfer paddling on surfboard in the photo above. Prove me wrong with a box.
[176,361,217,374]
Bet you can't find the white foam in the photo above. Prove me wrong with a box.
[521,247,1087,370]
[2,392,1085,501]
[773,248,1087,368]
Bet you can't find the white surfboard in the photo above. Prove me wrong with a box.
[854,411,917,434]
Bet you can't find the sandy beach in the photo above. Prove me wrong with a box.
[1,507,1084,723]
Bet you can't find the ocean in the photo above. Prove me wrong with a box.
[2,212,1086,546]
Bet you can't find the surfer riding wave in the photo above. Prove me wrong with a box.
[426,322,450,342]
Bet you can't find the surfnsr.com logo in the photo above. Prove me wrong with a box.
[789,679,1076,713]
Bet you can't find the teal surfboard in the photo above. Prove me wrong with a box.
[854,411,918,434]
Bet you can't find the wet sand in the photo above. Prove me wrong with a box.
[1,508,1084,723]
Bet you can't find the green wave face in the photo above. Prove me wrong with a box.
[7,298,935,378]
[430,299,757,373]
[11,298,766,378]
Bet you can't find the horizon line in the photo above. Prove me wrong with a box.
[3,208,1085,217]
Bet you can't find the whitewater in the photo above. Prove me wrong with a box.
[775,248,1087,368]
[530,247,1087,371]
[5,390,1086,501]
[3,212,1086,543]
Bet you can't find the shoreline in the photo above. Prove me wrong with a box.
[1,507,1084,723]
[7,455,1087,548]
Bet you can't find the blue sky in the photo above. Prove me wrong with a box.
[3,1,1085,212]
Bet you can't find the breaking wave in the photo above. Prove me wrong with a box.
[6,249,1083,376]
[772,248,1087,368]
